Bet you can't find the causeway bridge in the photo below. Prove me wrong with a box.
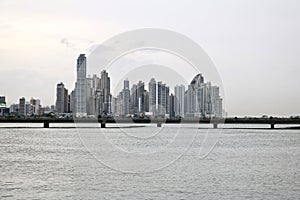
[0,117,300,129]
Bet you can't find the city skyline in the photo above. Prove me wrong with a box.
[1,2,299,199]
[1,0,300,117]
[0,54,223,118]
[72,53,223,118]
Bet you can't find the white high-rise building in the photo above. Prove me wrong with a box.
[174,84,185,117]
[86,77,94,116]
[148,78,156,115]
[75,54,87,117]
[30,98,41,116]
[211,86,223,117]
[157,81,169,116]
[186,85,195,117]
[186,74,205,117]
[215,97,223,117]
[123,79,130,115]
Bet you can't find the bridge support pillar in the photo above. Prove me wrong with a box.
[101,122,106,128]
[270,123,275,129]
[213,123,218,129]
[44,121,49,128]
[157,122,162,127]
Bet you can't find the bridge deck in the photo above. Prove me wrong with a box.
[0,118,300,124]
[0,117,300,129]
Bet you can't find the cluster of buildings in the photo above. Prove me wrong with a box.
[55,54,223,119]
[0,54,223,118]
[55,54,113,118]
[0,96,54,117]
[112,75,223,118]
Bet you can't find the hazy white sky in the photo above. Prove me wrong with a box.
[0,0,299,117]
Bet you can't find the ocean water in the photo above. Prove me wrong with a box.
[0,124,299,199]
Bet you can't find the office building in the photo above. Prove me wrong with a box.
[100,70,111,114]
[174,85,185,117]
[116,91,123,115]
[29,98,41,116]
[157,81,169,116]
[144,90,149,112]
[111,96,118,115]
[130,84,138,114]
[94,88,103,116]
[19,97,26,116]
[166,86,170,114]
[86,77,95,115]
[70,90,75,114]
[137,81,145,113]
[148,78,156,115]
[67,94,72,113]
[55,82,68,114]
[211,86,222,117]
[169,94,175,118]
[215,97,223,117]
[186,74,205,117]
[75,54,87,117]
[10,104,19,115]
[123,79,130,115]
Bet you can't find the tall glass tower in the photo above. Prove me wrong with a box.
[100,70,111,114]
[123,79,130,115]
[75,54,87,117]
[148,78,156,115]
[174,84,185,117]
[157,81,168,116]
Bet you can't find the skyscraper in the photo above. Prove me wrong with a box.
[174,84,185,117]
[85,74,101,116]
[86,77,95,115]
[186,84,195,117]
[30,98,41,116]
[157,82,162,115]
[111,96,118,115]
[67,94,72,113]
[123,79,130,115]
[169,94,175,118]
[184,90,188,117]
[144,90,149,112]
[100,70,111,114]
[55,82,68,114]
[67,92,74,114]
[215,97,223,117]
[70,90,75,114]
[19,97,25,116]
[157,81,169,116]
[148,78,156,115]
[166,86,170,114]
[94,88,103,116]
[199,83,207,117]
[206,82,213,116]
[75,54,87,117]
[130,84,138,114]
[211,86,222,117]
[186,73,205,117]
[137,81,145,113]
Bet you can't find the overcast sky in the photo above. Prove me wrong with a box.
[0,0,299,117]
